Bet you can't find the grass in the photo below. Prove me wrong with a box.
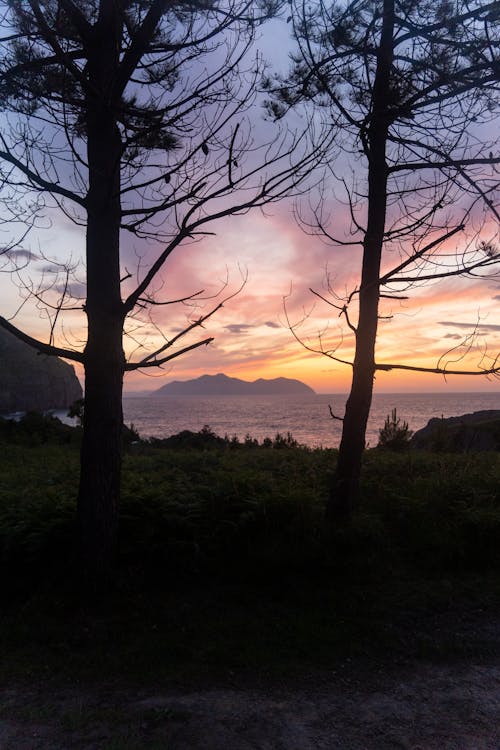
[1,418,500,685]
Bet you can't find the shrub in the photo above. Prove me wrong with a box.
[378,408,413,451]
[0,412,79,446]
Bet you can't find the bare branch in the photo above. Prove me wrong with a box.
[328,404,344,422]
[113,0,171,99]
[125,336,214,371]
[0,315,84,363]
[138,289,205,307]
[375,360,500,377]
[58,0,92,40]
[0,136,86,207]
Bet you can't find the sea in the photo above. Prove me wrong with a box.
[121,392,500,449]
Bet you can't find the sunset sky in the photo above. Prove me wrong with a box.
[6,195,499,395]
[1,14,499,396]
[123,206,500,395]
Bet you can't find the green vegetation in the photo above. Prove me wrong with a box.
[0,414,500,684]
[377,408,413,451]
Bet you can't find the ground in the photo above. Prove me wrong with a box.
[1,611,499,750]
[1,659,499,749]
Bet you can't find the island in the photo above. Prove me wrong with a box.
[153,373,315,396]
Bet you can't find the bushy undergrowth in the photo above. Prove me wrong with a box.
[361,449,500,572]
[0,411,139,447]
[147,424,302,450]
[119,439,331,579]
[0,412,80,445]
[1,418,500,593]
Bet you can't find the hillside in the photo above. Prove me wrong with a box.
[0,327,82,413]
[154,373,315,396]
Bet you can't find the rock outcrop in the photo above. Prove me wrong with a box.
[0,327,82,413]
[154,373,316,396]
[411,410,500,452]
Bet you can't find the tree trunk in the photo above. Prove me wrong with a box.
[327,0,395,525]
[77,6,124,588]
[78,317,124,584]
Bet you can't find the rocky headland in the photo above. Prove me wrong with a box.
[0,327,82,413]
[411,409,500,451]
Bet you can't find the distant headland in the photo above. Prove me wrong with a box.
[153,373,316,396]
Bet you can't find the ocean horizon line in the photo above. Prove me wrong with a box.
[123,389,500,397]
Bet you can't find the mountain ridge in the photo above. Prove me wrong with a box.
[154,373,315,396]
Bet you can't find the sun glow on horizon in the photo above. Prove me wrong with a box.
[4,163,499,398]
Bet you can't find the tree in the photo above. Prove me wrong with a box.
[0,0,327,585]
[377,408,412,451]
[266,0,500,520]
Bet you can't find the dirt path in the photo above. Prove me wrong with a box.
[1,654,499,750]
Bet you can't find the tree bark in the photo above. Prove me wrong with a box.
[77,5,125,588]
[78,318,124,585]
[327,0,395,524]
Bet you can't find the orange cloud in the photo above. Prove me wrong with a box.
[4,193,498,396]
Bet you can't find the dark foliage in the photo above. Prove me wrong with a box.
[0,412,79,445]
[0,426,499,600]
[148,424,303,450]
[377,408,413,451]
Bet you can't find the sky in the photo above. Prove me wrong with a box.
[9,197,498,396]
[118,206,500,394]
[0,11,499,396]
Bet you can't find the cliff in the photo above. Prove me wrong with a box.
[0,327,83,413]
[154,373,316,396]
